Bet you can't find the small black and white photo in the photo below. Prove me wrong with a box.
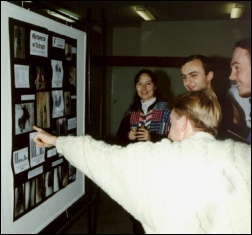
[36,174,45,204]
[51,60,63,88]
[65,43,73,61]
[56,117,67,136]
[61,162,69,188]
[15,102,34,135]
[25,179,35,210]
[66,66,76,95]
[52,90,64,118]
[68,163,76,182]
[45,171,53,197]
[53,166,61,193]
[14,184,25,218]
[64,91,71,115]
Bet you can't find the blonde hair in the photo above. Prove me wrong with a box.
[173,89,222,137]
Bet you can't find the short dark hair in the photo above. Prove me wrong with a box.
[182,55,213,75]
[234,38,251,58]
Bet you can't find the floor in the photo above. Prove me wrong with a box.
[61,188,134,234]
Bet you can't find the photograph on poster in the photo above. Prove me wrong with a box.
[36,92,50,128]
[52,90,64,118]
[14,184,25,217]
[51,59,63,88]
[53,166,61,193]
[34,65,47,90]
[45,171,53,197]
[64,91,71,115]
[13,147,30,174]
[15,102,34,134]
[29,132,45,167]
[14,25,25,59]
[36,174,45,204]
[61,162,69,188]
[25,179,35,210]
[68,163,76,182]
[65,43,73,61]
[66,66,76,95]
[56,117,67,136]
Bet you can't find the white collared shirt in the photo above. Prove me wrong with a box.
[141,97,156,115]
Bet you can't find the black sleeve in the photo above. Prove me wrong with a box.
[150,133,168,143]
[116,114,135,146]
[217,93,250,142]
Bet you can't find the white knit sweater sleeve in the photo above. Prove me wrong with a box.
[55,134,251,234]
[56,135,163,215]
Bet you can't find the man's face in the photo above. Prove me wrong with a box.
[229,47,251,98]
[181,59,212,91]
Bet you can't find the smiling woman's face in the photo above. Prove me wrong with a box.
[135,73,156,102]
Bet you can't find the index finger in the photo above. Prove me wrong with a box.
[33,125,42,132]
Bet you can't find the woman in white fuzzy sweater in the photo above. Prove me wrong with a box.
[33,89,251,234]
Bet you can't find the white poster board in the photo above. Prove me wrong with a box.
[1,2,86,233]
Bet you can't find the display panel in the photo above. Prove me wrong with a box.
[1,2,86,233]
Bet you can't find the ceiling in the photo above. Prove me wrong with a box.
[8,1,251,30]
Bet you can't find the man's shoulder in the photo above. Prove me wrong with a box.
[227,85,250,104]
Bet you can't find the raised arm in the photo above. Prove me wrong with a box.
[33,126,58,147]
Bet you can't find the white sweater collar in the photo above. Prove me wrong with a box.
[141,97,156,115]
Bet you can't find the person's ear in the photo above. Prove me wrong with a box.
[207,71,214,81]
